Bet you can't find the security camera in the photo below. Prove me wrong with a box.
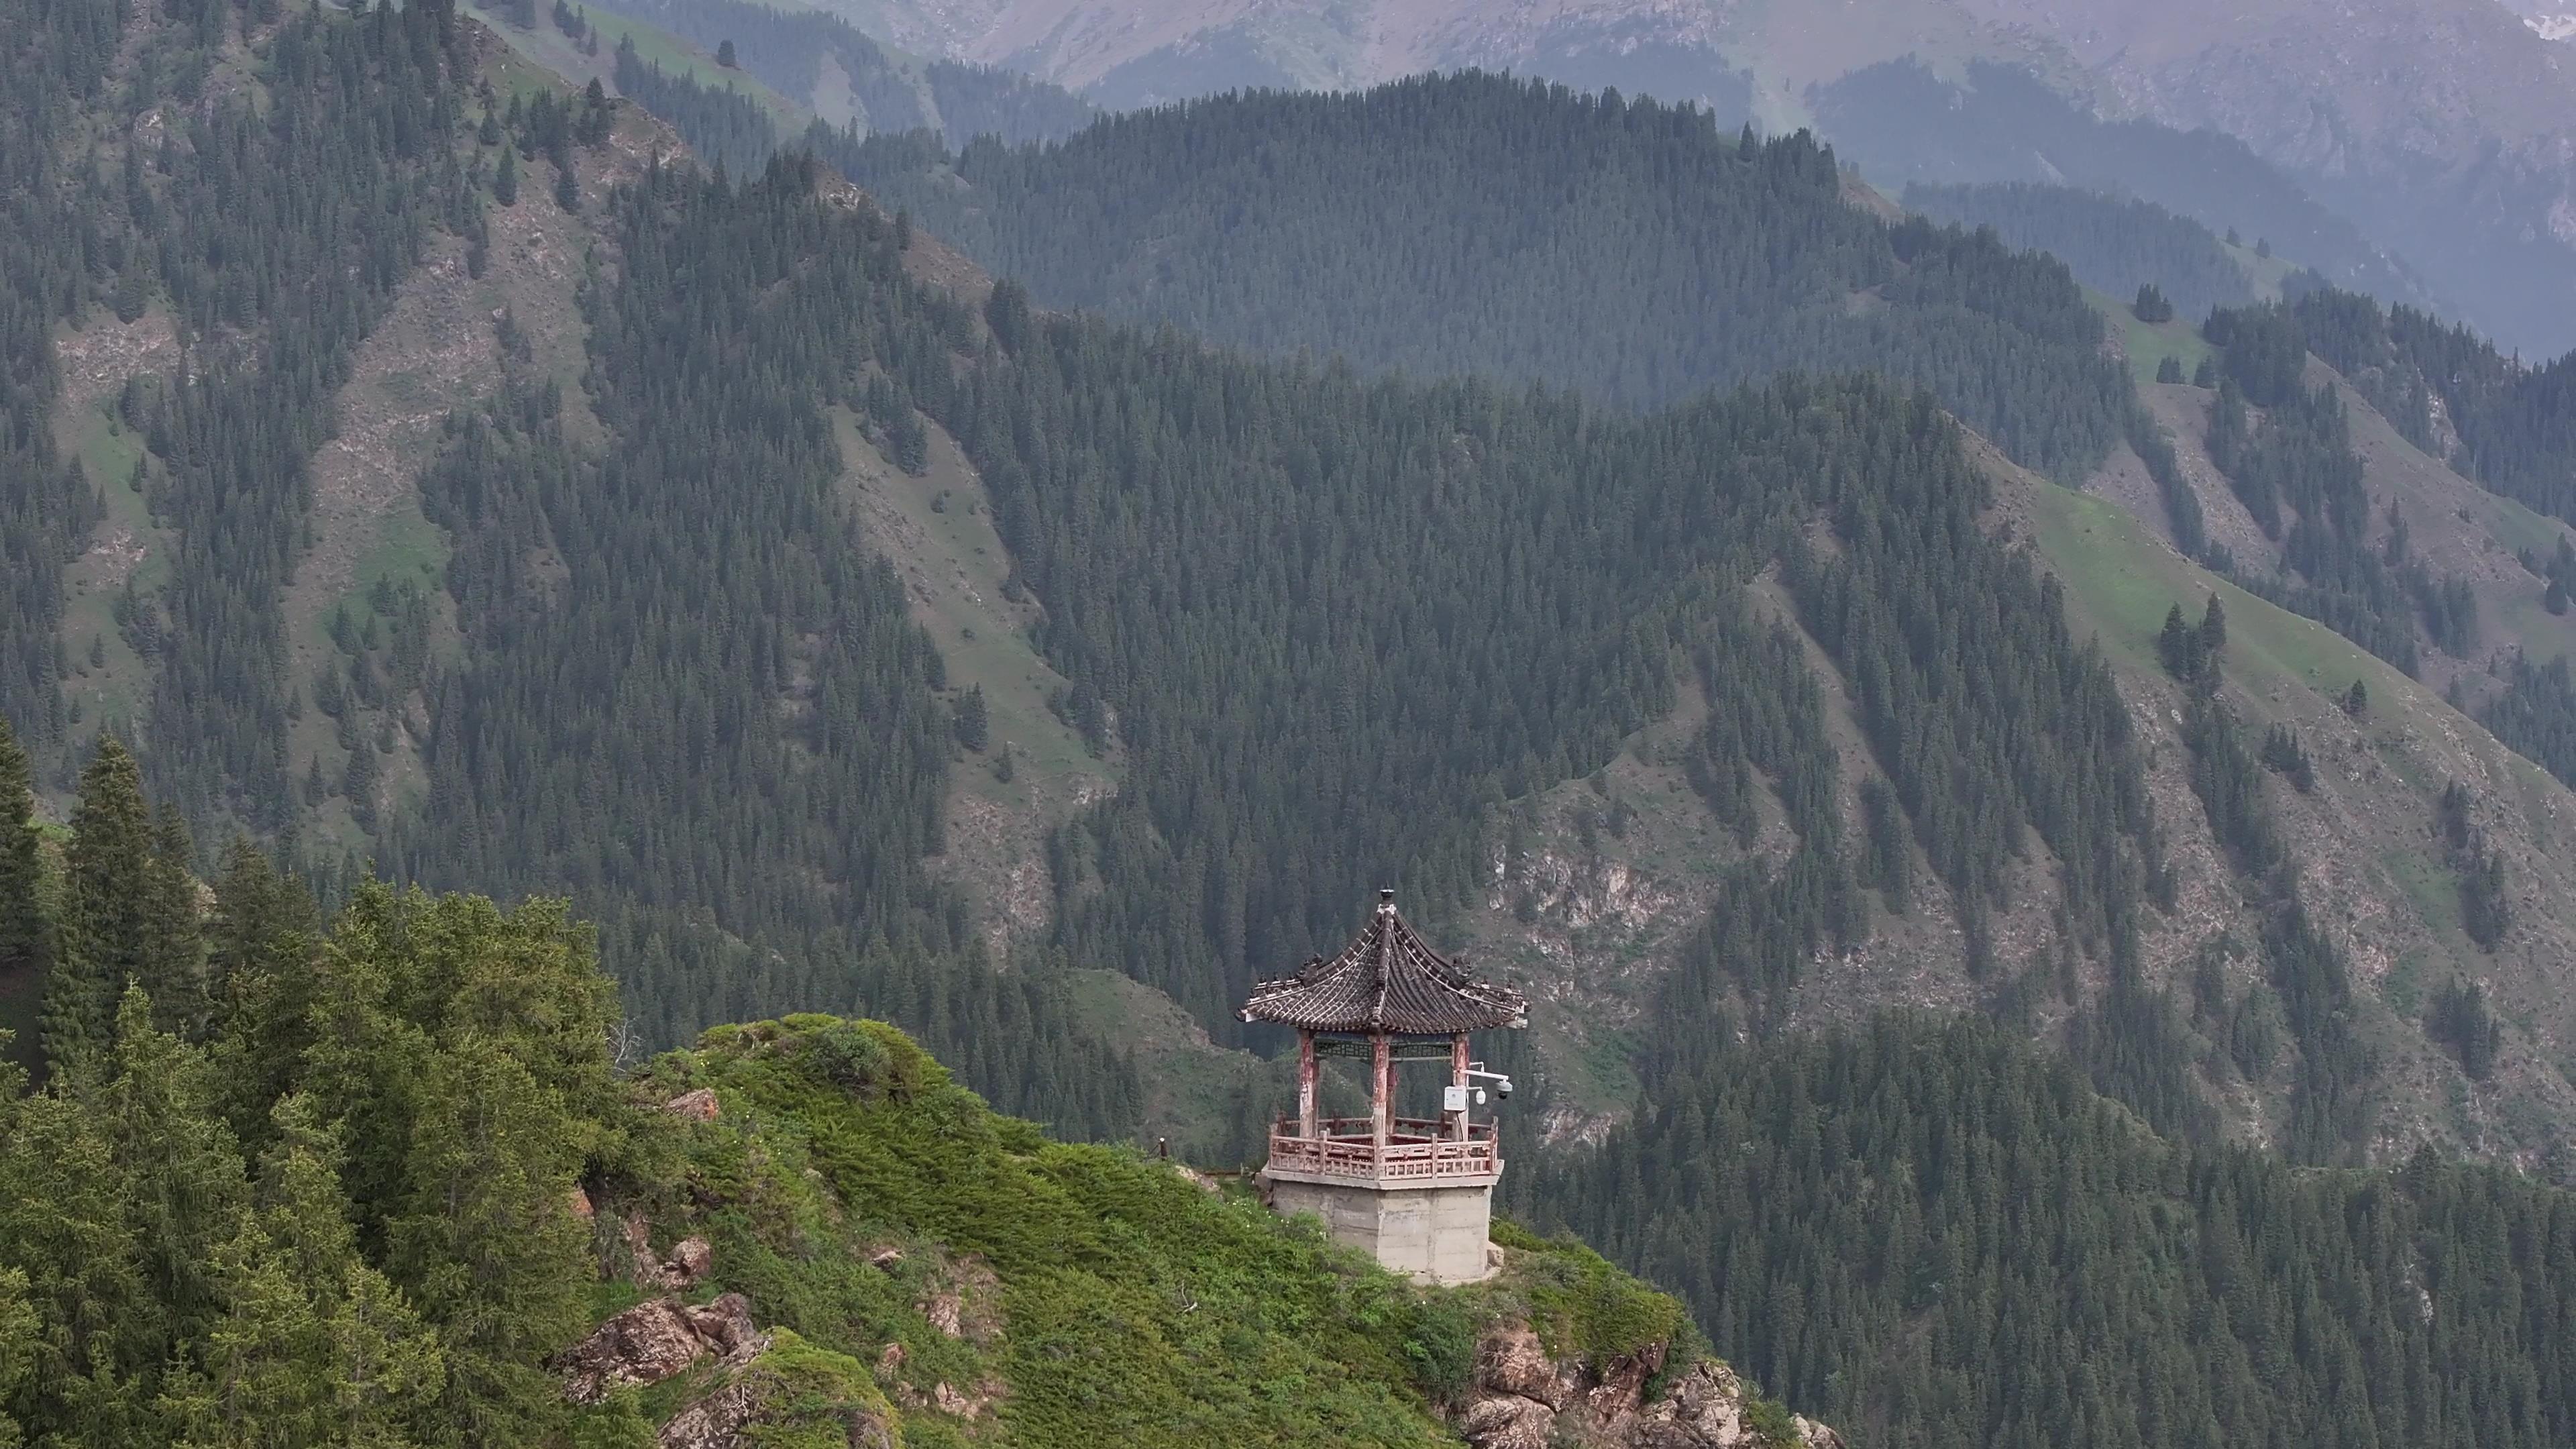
[1494,1077,1512,1099]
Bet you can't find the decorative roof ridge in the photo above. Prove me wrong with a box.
[1236,889,1528,1034]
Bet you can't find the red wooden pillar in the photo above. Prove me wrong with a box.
[1450,1033,1470,1140]
[1297,1030,1318,1140]
[1371,1032,1392,1148]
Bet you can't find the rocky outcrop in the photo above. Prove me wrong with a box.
[663,1087,721,1122]
[1456,1326,1840,1449]
[555,1293,766,1404]
[914,1255,1003,1347]
[616,1216,716,1291]
[658,1331,900,1449]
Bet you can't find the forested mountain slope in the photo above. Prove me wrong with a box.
[18,0,2576,1181]
[576,0,1093,146]
[1899,181,2263,325]
[837,74,2133,482]
[1515,1015,2576,1449]
[0,761,1831,1446]
[773,66,2576,1165]
[802,0,2575,355]
[1812,61,2431,315]
[14,7,2576,1449]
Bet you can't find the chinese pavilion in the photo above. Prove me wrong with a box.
[1239,889,1528,1283]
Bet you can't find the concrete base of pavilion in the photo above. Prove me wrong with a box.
[1264,1167,1501,1285]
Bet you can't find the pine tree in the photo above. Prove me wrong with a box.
[164,1094,443,1447]
[2157,356,2184,384]
[343,743,380,833]
[0,1077,156,1442]
[715,37,736,67]
[2343,679,2369,716]
[42,739,154,1083]
[2198,592,2228,656]
[205,841,323,1146]
[145,802,207,1040]
[494,145,517,206]
[0,1266,31,1449]
[2158,604,2198,681]
[0,717,52,1053]
[955,684,989,751]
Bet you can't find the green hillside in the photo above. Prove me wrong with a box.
[829,72,2133,482]
[0,755,1817,1444]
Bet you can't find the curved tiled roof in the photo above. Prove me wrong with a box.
[1238,890,1528,1034]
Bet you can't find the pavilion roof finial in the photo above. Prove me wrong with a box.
[1237,892,1527,1035]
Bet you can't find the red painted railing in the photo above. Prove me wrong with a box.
[1267,1116,1499,1181]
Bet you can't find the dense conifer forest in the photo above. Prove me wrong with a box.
[1901,180,2257,322]
[13,5,2576,1446]
[1516,1016,2576,1449]
[829,73,2134,482]
[2292,288,2576,524]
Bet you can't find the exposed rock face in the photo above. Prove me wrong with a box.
[664,1087,720,1122]
[680,1293,761,1357]
[665,1236,714,1288]
[555,1293,767,1404]
[1477,1324,1572,1407]
[915,1255,1003,1346]
[1457,1326,1839,1449]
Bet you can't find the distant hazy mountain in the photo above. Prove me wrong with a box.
[807,0,2576,355]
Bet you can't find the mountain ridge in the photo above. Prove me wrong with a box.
[796,0,2576,353]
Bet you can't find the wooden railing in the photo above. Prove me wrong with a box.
[1267,1116,1499,1181]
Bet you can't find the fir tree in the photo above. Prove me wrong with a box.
[494,146,517,207]
[204,841,323,1146]
[0,718,52,1051]
[145,802,206,1040]
[42,739,154,1083]
[99,986,249,1355]
[0,1070,156,1440]
[955,685,989,752]
[2344,679,2369,716]
[2158,603,2200,682]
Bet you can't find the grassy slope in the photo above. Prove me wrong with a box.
[833,409,1118,956]
[608,1013,1728,1447]
[2114,303,2218,388]
[54,398,168,746]
[2020,457,2576,1158]
[1430,394,2576,1162]
[1058,969,1282,1161]
[467,0,809,129]
[274,28,671,853]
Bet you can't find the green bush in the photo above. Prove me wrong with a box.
[1401,1294,1479,1402]
[1745,1387,1801,1447]
[802,1020,894,1094]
